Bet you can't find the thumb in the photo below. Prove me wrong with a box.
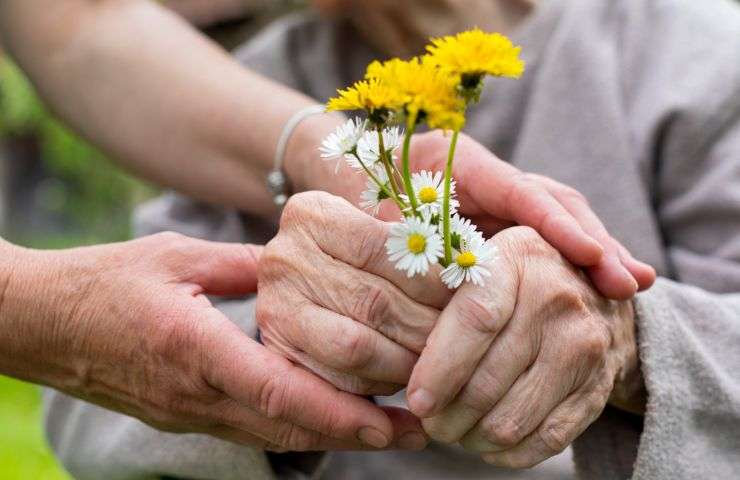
[186,241,263,296]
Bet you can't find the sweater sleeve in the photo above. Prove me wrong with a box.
[574,2,740,477]
[630,91,740,478]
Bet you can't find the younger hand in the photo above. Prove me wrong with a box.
[407,131,656,300]
[2,233,414,451]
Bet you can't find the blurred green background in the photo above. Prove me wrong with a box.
[0,57,154,479]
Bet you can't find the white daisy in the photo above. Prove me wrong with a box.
[354,126,402,168]
[319,117,365,172]
[440,235,496,289]
[386,217,444,277]
[359,167,390,216]
[446,214,482,242]
[406,170,459,216]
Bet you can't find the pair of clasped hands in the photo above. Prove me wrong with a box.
[253,131,654,467]
[51,132,652,469]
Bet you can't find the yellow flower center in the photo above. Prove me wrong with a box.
[407,233,427,254]
[418,186,438,204]
[456,251,477,268]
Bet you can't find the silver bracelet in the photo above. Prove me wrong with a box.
[268,104,327,207]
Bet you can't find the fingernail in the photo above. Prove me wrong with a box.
[357,427,390,449]
[620,262,639,293]
[408,388,436,417]
[398,432,428,451]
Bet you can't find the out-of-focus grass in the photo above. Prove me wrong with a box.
[0,376,71,479]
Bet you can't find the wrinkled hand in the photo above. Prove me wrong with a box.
[406,131,656,300]
[407,226,643,467]
[257,191,451,399]
[7,233,415,451]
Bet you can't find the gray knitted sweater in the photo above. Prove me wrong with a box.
[44,0,740,479]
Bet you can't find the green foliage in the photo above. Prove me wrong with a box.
[0,60,46,135]
[0,376,71,480]
[0,57,155,242]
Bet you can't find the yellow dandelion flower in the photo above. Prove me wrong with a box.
[426,28,525,82]
[365,57,464,130]
[326,78,405,118]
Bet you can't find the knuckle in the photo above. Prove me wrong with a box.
[456,294,502,336]
[538,420,573,454]
[423,418,462,444]
[349,280,391,328]
[462,372,505,414]
[558,184,589,205]
[484,418,525,447]
[274,423,321,452]
[256,372,290,419]
[575,325,610,364]
[353,222,388,271]
[511,173,541,197]
[496,226,552,259]
[260,238,296,277]
[281,192,315,223]
[544,286,590,321]
[332,324,375,372]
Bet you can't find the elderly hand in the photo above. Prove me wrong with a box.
[0,233,416,451]
[406,226,643,468]
[257,191,451,400]
[406,131,655,300]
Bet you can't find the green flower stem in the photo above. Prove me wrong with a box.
[442,129,460,265]
[351,152,406,211]
[377,125,403,199]
[402,112,419,216]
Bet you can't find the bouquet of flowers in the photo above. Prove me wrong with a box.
[319,29,524,289]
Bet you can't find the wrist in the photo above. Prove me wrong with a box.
[609,300,647,414]
[0,243,97,388]
[283,111,366,203]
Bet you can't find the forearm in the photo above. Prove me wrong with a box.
[0,240,87,388]
[0,0,348,217]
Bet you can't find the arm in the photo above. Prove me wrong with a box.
[0,0,653,298]
[0,0,350,217]
[0,234,414,452]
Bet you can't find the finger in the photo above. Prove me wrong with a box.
[282,191,452,309]
[481,388,607,468]
[202,315,396,448]
[537,178,637,298]
[215,404,427,452]
[421,319,536,443]
[186,239,262,295]
[458,166,603,267]
[616,242,656,291]
[407,244,519,418]
[296,244,440,354]
[458,358,577,453]
[382,406,429,451]
[280,303,420,386]
[289,357,404,397]
[534,175,655,296]
[214,400,364,451]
